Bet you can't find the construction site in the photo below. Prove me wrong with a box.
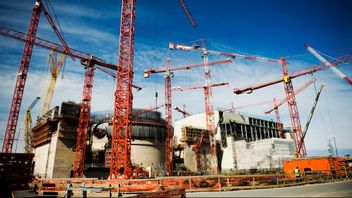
[0,0,351,197]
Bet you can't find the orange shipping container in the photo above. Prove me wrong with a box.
[283,156,346,178]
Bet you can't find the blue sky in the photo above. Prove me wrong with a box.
[0,0,351,155]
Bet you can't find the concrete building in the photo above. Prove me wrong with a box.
[32,101,80,178]
[174,111,295,174]
[32,102,167,178]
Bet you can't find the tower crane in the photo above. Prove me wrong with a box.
[144,58,232,175]
[174,105,190,118]
[305,44,352,86]
[0,25,120,178]
[110,0,201,178]
[172,82,229,172]
[233,53,352,157]
[223,79,315,138]
[296,84,324,157]
[169,40,281,173]
[41,47,66,115]
[1,0,75,153]
[24,96,41,154]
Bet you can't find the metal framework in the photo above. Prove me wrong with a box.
[164,58,173,175]
[297,84,324,154]
[24,96,40,153]
[280,57,306,157]
[145,58,231,175]
[0,24,119,175]
[233,53,352,157]
[305,44,352,86]
[169,40,280,173]
[110,0,136,179]
[272,98,283,138]
[41,49,66,115]
[179,0,197,27]
[2,1,42,153]
[73,59,95,178]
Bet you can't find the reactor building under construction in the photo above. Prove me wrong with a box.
[31,101,295,179]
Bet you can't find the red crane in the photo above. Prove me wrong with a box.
[171,82,229,172]
[109,0,137,179]
[0,25,123,177]
[179,0,197,28]
[169,40,280,173]
[233,53,352,157]
[264,79,316,138]
[223,79,315,138]
[144,58,231,175]
[1,0,77,153]
[174,105,190,118]
[111,0,204,178]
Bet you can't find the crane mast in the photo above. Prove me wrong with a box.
[164,58,173,175]
[169,40,279,172]
[280,57,306,157]
[2,1,42,153]
[1,0,76,153]
[41,48,66,115]
[110,0,136,179]
[145,58,231,175]
[73,58,95,178]
[272,98,283,138]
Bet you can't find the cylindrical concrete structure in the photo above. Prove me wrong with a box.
[90,109,167,175]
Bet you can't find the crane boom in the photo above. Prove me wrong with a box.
[264,79,316,114]
[144,58,232,77]
[132,104,165,117]
[39,1,75,61]
[305,44,352,86]
[24,96,41,154]
[169,42,280,63]
[0,26,117,70]
[296,84,324,156]
[94,66,142,91]
[172,82,229,91]
[233,53,352,94]
[179,0,197,28]
[41,49,66,115]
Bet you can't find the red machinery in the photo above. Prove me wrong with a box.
[110,0,201,179]
[1,0,76,153]
[233,53,352,157]
[169,40,282,173]
[144,58,232,175]
[0,25,123,177]
[179,0,197,28]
